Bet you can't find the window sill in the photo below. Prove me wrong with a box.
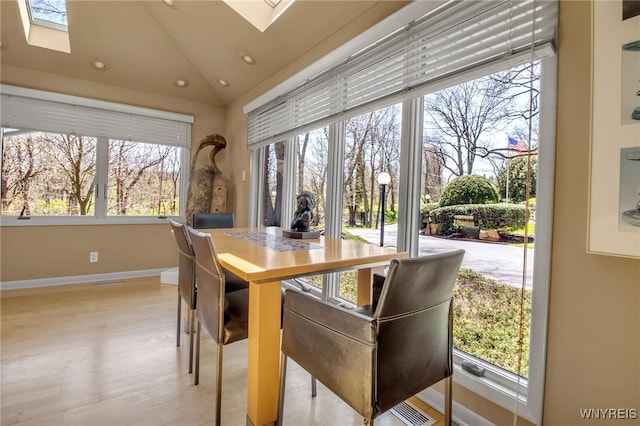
[453,352,537,424]
[0,216,180,227]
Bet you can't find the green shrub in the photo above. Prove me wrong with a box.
[420,202,439,228]
[383,209,397,223]
[496,156,537,202]
[460,226,480,239]
[429,204,526,235]
[439,175,499,207]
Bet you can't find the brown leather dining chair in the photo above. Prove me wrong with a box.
[192,212,235,229]
[186,226,251,426]
[277,249,465,426]
[192,212,248,292]
[169,220,197,374]
[169,220,249,374]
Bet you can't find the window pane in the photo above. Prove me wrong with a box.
[421,64,539,378]
[106,140,181,216]
[262,141,284,226]
[298,129,328,228]
[28,0,68,27]
[291,128,328,292]
[340,105,401,303]
[1,129,96,216]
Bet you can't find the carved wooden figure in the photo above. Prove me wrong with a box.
[185,134,229,226]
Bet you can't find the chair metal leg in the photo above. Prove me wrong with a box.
[277,353,288,426]
[188,309,195,374]
[215,342,224,426]
[194,320,201,385]
[445,375,452,426]
[311,376,317,397]
[176,295,182,347]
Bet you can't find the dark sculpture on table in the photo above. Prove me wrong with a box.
[283,191,321,239]
[185,133,229,226]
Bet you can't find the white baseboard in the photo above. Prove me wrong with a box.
[417,387,495,426]
[160,267,179,285]
[0,268,175,291]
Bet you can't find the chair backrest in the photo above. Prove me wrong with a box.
[186,226,226,343]
[192,213,235,229]
[373,249,464,413]
[169,220,196,309]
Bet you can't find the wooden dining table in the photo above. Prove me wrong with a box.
[198,226,408,426]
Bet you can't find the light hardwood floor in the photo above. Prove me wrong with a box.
[1,277,444,426]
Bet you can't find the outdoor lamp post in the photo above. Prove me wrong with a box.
[377,172,391,247]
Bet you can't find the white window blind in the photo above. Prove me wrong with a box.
[0,85,193,147]
[247,0,557,149]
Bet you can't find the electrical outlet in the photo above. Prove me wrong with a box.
[90,252,98,263]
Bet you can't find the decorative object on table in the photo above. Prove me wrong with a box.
[283,191,321,239]
[185,133,230,226]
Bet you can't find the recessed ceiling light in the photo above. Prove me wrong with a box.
[175,79,189,88]
[90,61,108,71]
[216,79,230,87]
[241,53,256,65]
[162,0,177,8]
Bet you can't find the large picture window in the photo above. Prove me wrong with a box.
[246,1,557,424]
[0,85,192,224]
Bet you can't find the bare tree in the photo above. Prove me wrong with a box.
[424,64,539,177]
[45,134,96,215]
[29,0,67,24]
[1,135,46,215]
[301,131,328,226]
[262,141,284,226]
[297,133,309,194]
[368,106,400,228]
[345,113,373,226]
[422,144,442,202]
[165,149,181,215]
[108,140,171,215]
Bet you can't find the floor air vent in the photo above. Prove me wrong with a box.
[389,400,436,426]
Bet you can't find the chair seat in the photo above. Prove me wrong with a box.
[222,289,250,344]
[224,270,250,293]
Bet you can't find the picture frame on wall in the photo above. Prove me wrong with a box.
[588,0,640,258]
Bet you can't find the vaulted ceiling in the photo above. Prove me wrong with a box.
[0,0,408,106]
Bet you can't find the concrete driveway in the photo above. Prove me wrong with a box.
[348,224,534,289]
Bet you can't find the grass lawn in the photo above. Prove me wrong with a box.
[453,269,530,376]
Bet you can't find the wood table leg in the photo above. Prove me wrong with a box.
[356,266,385,307]
[246,280,282,426]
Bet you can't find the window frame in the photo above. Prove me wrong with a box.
[0,86,192,226]
[248,51,555,426]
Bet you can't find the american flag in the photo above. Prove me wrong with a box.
[508,136,528,152]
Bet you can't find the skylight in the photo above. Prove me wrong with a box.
[27,0,68,30]
[17,0,70,53]
[223,0,295,32]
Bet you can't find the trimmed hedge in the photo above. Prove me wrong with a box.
[420,202,440,227]
[429,203,526,235]
[439,175,500,207]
